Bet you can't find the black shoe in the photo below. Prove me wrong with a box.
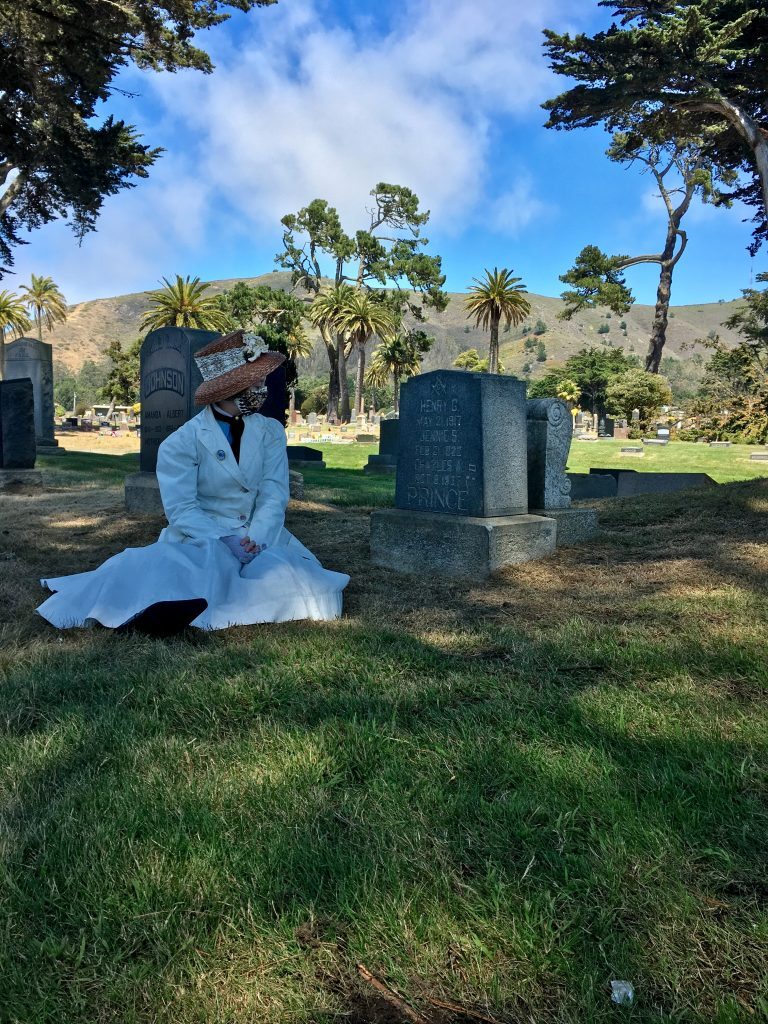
[116,598,208,637]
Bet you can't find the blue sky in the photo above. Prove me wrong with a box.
[11,0,762,306]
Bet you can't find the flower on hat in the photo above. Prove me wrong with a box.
[242,333,268,362]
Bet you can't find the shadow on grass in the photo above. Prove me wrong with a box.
[0,478,766,1022]
[0,612,765,1023]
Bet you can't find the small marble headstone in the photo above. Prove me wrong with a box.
[0,378,36,468]
[396,370,528,517]
[526,398,572,509]
[4,337,56,446]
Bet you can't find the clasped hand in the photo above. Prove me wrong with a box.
[220,534,267,564]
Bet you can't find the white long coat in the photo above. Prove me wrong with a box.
[37,406,350,629]
[157,405,293,549]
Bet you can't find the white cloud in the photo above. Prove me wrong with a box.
[11,0,588,300]
[489,176,553,235]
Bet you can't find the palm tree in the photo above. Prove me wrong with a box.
[140,275,231,334]
[333,291,397,416]
[307,285,355,422]
[366,331,428,414]
[556,378,581,408]
[0,290,32,378]
[19,274,68,342]
[464,267,531,374]
[285,323,314,418]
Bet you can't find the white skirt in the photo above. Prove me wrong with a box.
[37,536,350,630]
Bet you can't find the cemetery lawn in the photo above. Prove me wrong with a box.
[1,451,767,1023]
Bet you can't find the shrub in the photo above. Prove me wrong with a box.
[522,361,532,374]
[536,341,547,362]
[597,323,610,335]
[300,386,328,416]
[533,319,547,336]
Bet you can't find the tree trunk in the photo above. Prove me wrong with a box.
[0,338,5,380]
[106,396,116,418]
[37,312,42,343]
[337,336,351,422]
[488,312,500,374]
[354,341,366,416]
[324,334,340,424]
[643,210,685,373]
[645,259,676,374]
[393,374,400,414]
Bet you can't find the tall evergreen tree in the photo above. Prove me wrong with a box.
[277,184,447,422]
[559,131,735,372]
[543,2,768,249]
[0,0,276,273]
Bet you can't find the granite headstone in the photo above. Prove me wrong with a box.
[526,398,572,509]
[371,371,556,577]
[4,337,57,448]
[0,378,37,468]
[364,417,400,475]
[139,327,287,472]
[287,445,326,468]
[395,370,528,517]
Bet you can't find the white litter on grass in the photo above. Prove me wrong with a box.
[610,981,635,1006]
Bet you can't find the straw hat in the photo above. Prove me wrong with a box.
[193,330,286,406]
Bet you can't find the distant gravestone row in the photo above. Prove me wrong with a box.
[370,370,597,578]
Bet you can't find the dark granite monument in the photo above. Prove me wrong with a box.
[364,418,399,475]
[4,337,59,452]
[371,371,556,578]
[0,378,42,490]
[287,445,325,469]
[395,371,528,517]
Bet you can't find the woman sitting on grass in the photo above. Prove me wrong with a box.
[37,330,349,635]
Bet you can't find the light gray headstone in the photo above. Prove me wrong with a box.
[4,337,56,445]
[526,399,572,509]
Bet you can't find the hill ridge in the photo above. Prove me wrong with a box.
[46,272,743,390]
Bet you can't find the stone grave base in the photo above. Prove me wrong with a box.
[530,507,599,546]
[363,454,397,475]
[289,470,305,500]
[750,452,768,461]
[126,469,306,514]
[370,509,556,579]
[0,468,43,492]
[36,445,65,456]
[125,471,164,514]
[287,459,326,470]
